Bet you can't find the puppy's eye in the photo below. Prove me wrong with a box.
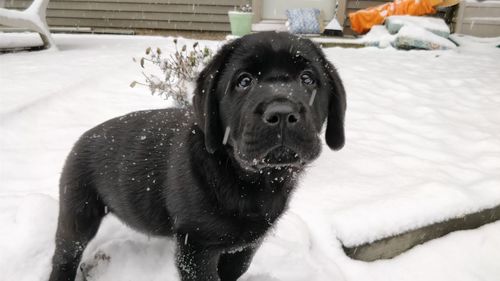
[300,72,315,86]
[237,74,253,89]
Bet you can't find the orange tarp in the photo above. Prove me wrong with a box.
[349,0,443,34]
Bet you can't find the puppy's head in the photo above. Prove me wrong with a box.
[193,32,346,170]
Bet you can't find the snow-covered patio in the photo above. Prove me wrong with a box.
[0,33,499,281]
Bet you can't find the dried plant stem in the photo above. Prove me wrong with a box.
[131,39,214,107]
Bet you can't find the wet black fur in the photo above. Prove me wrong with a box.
[49,32,346,281]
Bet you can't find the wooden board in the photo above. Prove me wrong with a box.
[47,17,230,31]
[46,10,229,23]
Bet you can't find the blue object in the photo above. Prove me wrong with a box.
[286,8,321,34]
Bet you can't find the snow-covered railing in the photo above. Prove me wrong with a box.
[0,0,57,50]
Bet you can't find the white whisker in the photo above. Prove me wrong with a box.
[224,82,231,96]
[309,89,317,106]
[223,126,231,145]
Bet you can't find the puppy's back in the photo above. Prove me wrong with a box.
[60,107,194,235]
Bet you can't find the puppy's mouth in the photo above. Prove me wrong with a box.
[231,128,322,171]
[262,146,301,166]
[232,144,307,171]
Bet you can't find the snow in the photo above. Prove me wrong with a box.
[0,32,45,49]
[449,33,500,52]
[228,11,254,15]
[385,16,451,36]
[395,25,457,49]
[362,17,456,50]
[1,33,500,281]
[362,25,397,48]
[465,0,500,4]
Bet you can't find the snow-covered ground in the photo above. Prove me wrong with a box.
[1,33,500,281]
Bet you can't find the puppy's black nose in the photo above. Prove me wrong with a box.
[262,102,300,126]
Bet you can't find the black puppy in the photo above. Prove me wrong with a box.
[49,32,346,281]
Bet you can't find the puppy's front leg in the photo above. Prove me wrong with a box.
[176,234,221,281]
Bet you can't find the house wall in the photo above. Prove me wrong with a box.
[3,0,248,32]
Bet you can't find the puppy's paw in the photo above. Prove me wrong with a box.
[80,250,111,281]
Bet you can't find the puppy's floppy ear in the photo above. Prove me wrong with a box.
[193,39,240,154]
[324,61,347,150]
[309,43,347,150]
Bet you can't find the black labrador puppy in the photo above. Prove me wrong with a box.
[49,31,346,281]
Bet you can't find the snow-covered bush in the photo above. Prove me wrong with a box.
[130,39,213,107]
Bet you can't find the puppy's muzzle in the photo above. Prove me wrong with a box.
[258,99,306,166]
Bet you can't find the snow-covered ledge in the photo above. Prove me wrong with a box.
[0,0,57,50]
[344,204,500,261]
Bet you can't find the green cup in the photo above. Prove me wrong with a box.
[228,11,254,36]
